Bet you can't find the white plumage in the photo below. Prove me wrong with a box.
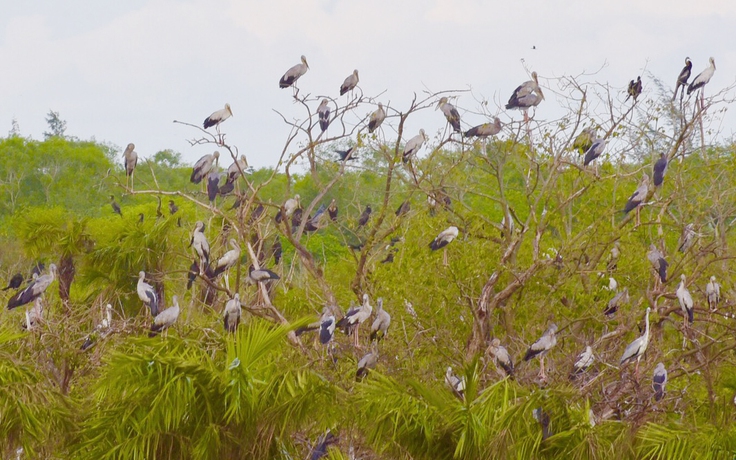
[706,275,721,311]
[430,226,459,251]
[340,69,359,95]
[687,57,716,95]
[190,151,220,184]
[317,99,331,132]
[190,221,210,275]
[223,294,241,333]
[370,298,391,341]
[524,323,558,380]
[436,97,461,133]
[677,274,694,325]
[402,129,428,164]
[212,239,241,278]
[280,55,309,90]
[137,271,159,317]
[149,295,180,337]
[570,345,595,378]
[445,366,466,398]
[620,307,651,377]
[7,264,57,310]
[203,103,233,129]
[489,338,514,377]
[652,362,668,401]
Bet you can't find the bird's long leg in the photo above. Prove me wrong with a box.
[354,324,360,348]
[634,359,640,381]
[443,248,448,267]
[539,356,546,380]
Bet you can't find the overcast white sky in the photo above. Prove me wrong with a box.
[1,0,735,169]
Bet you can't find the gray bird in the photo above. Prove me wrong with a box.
[652,362,667,401]
[280,55,309,93]
[445,366,466,399]
[465,117,502,138]
[369,298,391,342]
[647,244,668,284]
[368,103,386,133]
[489,338,514,378]
[110,195,122,217]
[7,264,57,310]
[339,69,359,95]
[190,151,220,184]
[356,348,379,380]
[706,276,721,311]
[524,323,558,380]
[190,221,210,275]
[317,99,330,132]
[583,138,606,166]
[203,104,233,130]
[212,239,241,278]
[336,293,373,348]
[506,71,544,113]
[620,308,651,379]
[402,129,428,164]
[436,97,461,133]
[570,345,595,379]
[678,223,696,253]
[604,287,629,317]
[136,271,159,317]
[624,174,650,226]
[149,295,180,337]
[223,294,242,333]
[123,143,138,190]
[676,274,694,326]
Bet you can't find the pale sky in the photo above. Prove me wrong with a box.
[1,0,735,169]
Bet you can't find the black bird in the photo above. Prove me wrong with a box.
[626,76,642,102]
[207,172,221,203]
[31,262,45,278]
[673,57,692,101]
[395,200,411,217]
[310,430,338,460]
[327,199,338,221]
[110,195,122,217]
[138,213,144,224]
[168,200,178,215]
[156,197,163,218]
[273,238,282,264]
[291,208,304,232]
[336,147,357,162]
[358,205,372,227]
[186,261,198,290]
[2,273,23,291]
[653,153,668,187]
[218,181,234,196]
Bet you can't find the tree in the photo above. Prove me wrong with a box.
[44,110,67,139]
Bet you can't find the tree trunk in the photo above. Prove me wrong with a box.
[58,254,75,314]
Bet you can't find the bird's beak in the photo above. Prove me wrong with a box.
[538,88,545,100]
[435,101,442,111]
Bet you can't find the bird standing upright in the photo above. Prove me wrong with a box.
[369,298,391,342]
[317,99,331,132]
[653,153,668,187]
[7,264,57,310]
[489,338,514,378]
[123,143,138,191]
[624,174,650,226]
[620,307,651,379]
[402,129,428,164]
[368,103,386,133]
[203,104,233,130]
[280,55,309,95]
[626,76,642,102]
[706,276,721,311]
[677,274,694,326]
[524,323,558,380]
[136,271,159,317]
[190,151,220,185]
[110,195,122,217]
[647,244,668,286]
[506,71,544,122]
[570,345,595,379]
[436,97,461,133]
[673,57,692,101]
[652,362,668,401]
[583,138,606,166]
[358,205,372,227]
[687,57,716,96]
[340,69,359,96]
[190,221,210,276]
[223,294,241,333]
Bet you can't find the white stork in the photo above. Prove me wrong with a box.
[445,366,466,399]
[677,274,694,326]
[687,57,716,96]
[190,151,220,185]
[624,174,650,226]
[336,293,373,348]
[570,345,595,379]
[620,307,651,379]
[706,276,721,311]
[316,99,331,132]
[339,69,359,96]
[652,362,668,401]
[369,298,391,342]
[149,295,180,337]
[203,103,233,130]
[212,239,241,279]
[489,338,514,378]
[280,55,309,94]
[524,323,558,380]
[356,347,379,380]
[430,226,459,251]
[137,271,159,317]
[647,244,668,286]
[190,221,210,276]
[402,129,428,164]
[223,294,242,333]
[123,143,138,191]
[436,97,461,133]
[368,103,386,133]
[583,138,606,166]
[7,264,56,310]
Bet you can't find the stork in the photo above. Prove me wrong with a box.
[248,265,280,283]
[223,294,241,333]
[624,174,650,226]
[280,55,309,95]
[673,57,692,101]
[190,221,210,276]
[336,293,373,348]
[604,287,629,317]
[402,129,427,164]
[465,117,502,138]
[676,274,694,327]
[488,338,514,378]
[687,57,716,96]
[317,99,330,132]
[190,151,220,185]
[505,71,544,122]
[445,366,466,399]
[583,138,606,167]
[652,362,668,401]
[436,97,461,133]
[647,244,668,287]
[620,307,651,379]
[706,276,721,311]
[81,303,113,350]
[653,153,668,187]
[524,323,558,380]
[368,103,386,133]
[678,223,696,253]
[339,69,359,96]
[203,103,233,130]
[110,195,122,217]
[122,143,138,191]
[570,345,595,379]
[572,127,596,155]
[137,271,159,316]
[149,295,180,337]
[212,239,241,283]
[356,347,379,380]
[369,298,391,342]
[7,264,56,310]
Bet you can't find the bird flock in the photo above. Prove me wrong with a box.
[1,53,724,453]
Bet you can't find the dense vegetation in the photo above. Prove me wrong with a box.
[2,75,736,459]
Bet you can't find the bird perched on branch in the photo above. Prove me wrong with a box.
[678,223,696,253]
[436,97,461,133]
[465,117,502,138]
[358,205,372,227]
[626,76,642,102]
[624,174,650,226]
[673,57,692,101]
[652,362,667,401]
[317,99,331,132]
[335,147,357,162]
[340,69,359,95]
[430,226,458,251]
[2,273,23,291]
[248,265,280,283]
[604,287,629,317]
[402,129,427,164]
[337,294,373,347]
[368,103,386,133]
[123,143,138,190]
[687,57,716,96]
[572,127,596,154]
[190,221,210,276]
[149,295,180,337]
[506,71,544,115]
[137,271,159,317]
[7,264,56,310]
[647,244,668,285]
[370,298,391,342]
[583,138,606,166]
[223,294,241,333]
[607,242,620,272]
[356,347,379,380]
[489,338,514,378]
[524,323,558,380]
[226,155,248,185]
[706,276,721,311]
[677,274,694,326]
[212,239,240,278]
[110,195,122,217]
[653,153,668,187]
[570,345,595,379]
[280,55,309,94]
[190,151,219,184]
[203,103,233,130]
[445,366,466,399]
[620,307,651,379]
[81,303,113,350]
